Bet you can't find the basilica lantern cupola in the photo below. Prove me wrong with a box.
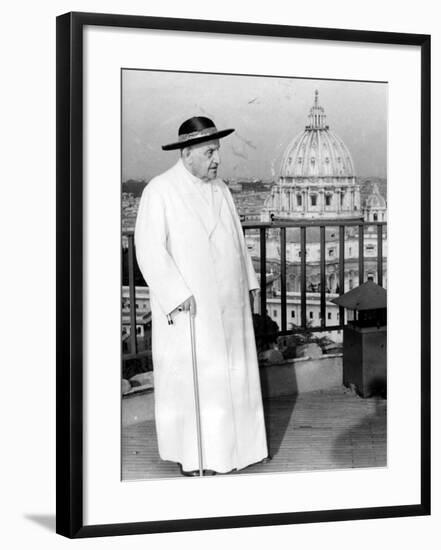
[306,89,329,130]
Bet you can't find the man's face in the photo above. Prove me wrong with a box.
[185,139,221,181]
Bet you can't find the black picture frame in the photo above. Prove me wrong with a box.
[56,11,431,539]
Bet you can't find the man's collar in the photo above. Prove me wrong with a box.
[179,158,208,185]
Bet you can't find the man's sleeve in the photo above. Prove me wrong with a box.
[134,185,192,315]
[242,238,260,292]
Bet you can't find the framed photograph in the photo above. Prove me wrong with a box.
[56,11,431,538]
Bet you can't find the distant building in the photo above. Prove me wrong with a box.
[246,91,387,337]
[121,286,152,352]
[247,90,387,292]
[262,90,361,222]
[363,182,387,222]
[121,285,150,313]
[122,193,141,248]
[266,292,343,343]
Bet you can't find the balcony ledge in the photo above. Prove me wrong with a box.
[122,353,343,427]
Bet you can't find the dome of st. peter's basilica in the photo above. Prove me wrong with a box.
[262,90,361,221]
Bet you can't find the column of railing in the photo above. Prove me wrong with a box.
[242,220,386,336]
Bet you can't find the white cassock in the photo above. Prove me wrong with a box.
[135,159,268,473]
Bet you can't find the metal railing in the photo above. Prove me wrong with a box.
[122,218,387,359]
[242,219,386,336]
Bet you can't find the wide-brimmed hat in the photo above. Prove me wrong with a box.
[162,116,235,151]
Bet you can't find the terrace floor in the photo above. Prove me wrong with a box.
[122,387,386,480]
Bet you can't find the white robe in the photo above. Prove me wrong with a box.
[135,159,268,473]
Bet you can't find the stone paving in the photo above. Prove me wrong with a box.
[122,387,386,480]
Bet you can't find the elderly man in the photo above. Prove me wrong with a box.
[135,116,268,476]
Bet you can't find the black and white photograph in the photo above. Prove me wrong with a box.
[2,0,438,546]
[121,69,388,481]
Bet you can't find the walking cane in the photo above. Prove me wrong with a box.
[189,308,204,477]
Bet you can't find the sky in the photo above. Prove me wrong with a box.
[122,69,387,182]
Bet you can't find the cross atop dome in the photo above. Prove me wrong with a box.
[306,90,329,131]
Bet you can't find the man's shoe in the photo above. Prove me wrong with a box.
[179,465,217,477]
[180,467,199,477]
